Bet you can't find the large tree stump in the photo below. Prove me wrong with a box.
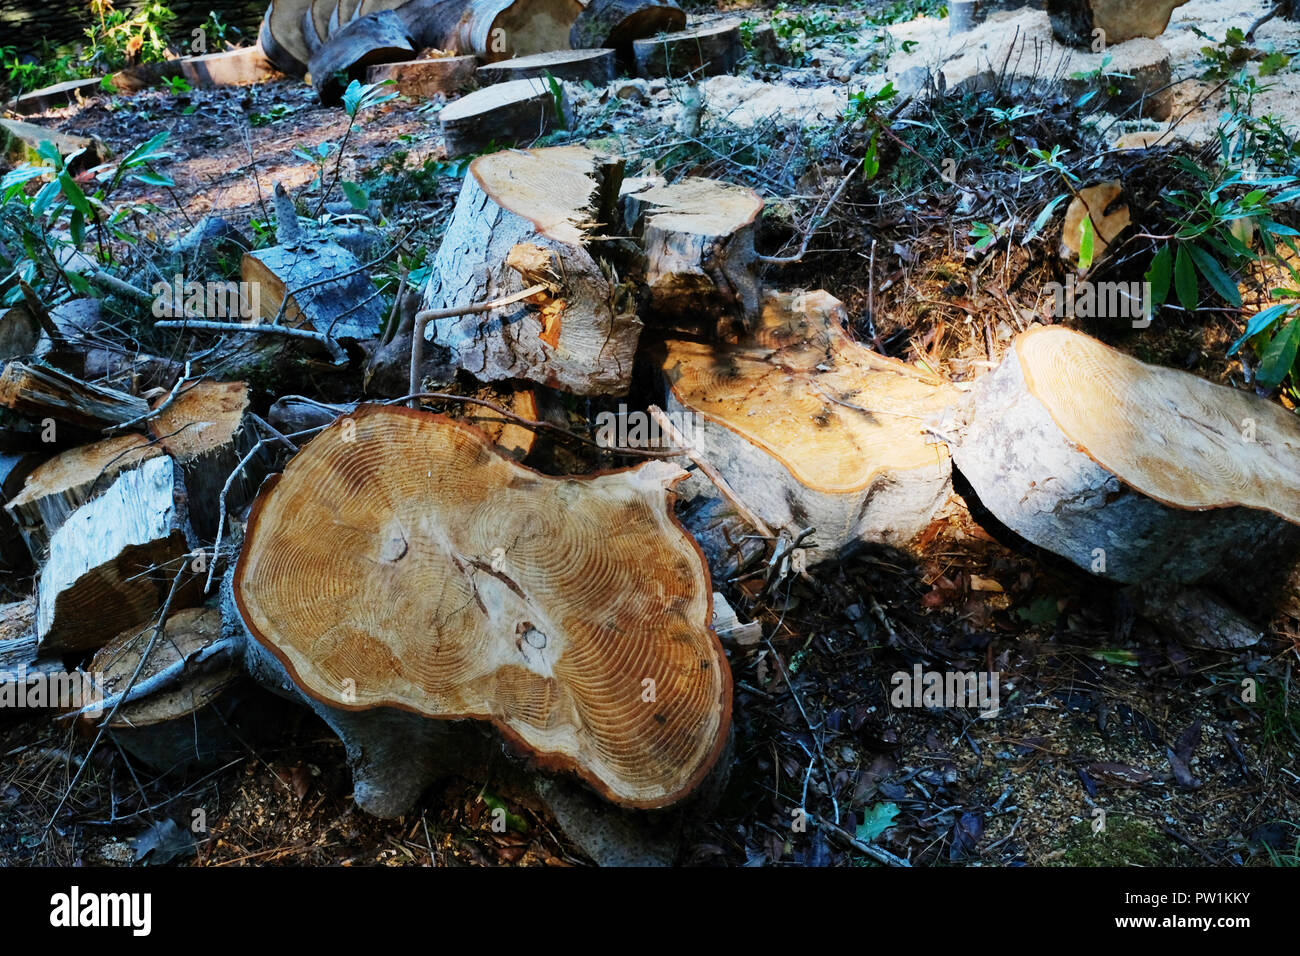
[37,454,200,654]
[663,290,958,564]
[438,77,570,157]
[952,326,1300,585]
[1046,0,1190,47]
[448,0,585,62]
[241,241,385,344]
[569,0,685,59]
[179,46,281,87]
[633,22,742,79]
[622,175,764,322]
[365,54,478,97]
[477,48,617,85]
[261,0,318,75]
[422,145,642,395]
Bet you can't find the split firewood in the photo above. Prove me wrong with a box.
[422,145,642,394]
[1046,0,1190,47]
[179,46,280,87]
[0,598,64,707]
[622,175,765,322]
[37,453,200,654]
[5,434,163,561]
[662,289,958,566]
[226,405,730,816]
[952,326,1300,585]
[365,54,478,97]
[77,608,241,772]
[447,0,585,62]
[0,362,149,433]
[82,351,184,396]
[147,382,264,542]
[633,22,743,79]
[439,77,571,157]
[308,10,415,103]
[477,48,617,86]
[569,0,685,59]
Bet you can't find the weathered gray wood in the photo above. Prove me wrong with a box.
[0,362,149,432]
[241,240,385,342]
[439,77,569,157]
[569,0,684,58]
[308,9,414,104]
[633,22,742,79]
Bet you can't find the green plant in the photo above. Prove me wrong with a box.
[164,75,191,95]
[1265,824,1300,866]
[1069,54,1133,110]
[1199,26,1253,80]
[81,0,176,73]
[293,79,397,217]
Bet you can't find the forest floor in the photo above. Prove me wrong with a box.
[1,0,1298,867]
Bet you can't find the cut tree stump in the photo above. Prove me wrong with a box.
[5,434,164,561]
[948,0,1038,35]
[308,9,415,103]
[633,22,742,79]
[261,0,318,75]
[569,0,685,60]
[952,326,1300,585]
[622,175,764,322]
[241,241,386,344]
[422,144,642,394]
[37,454,200,654]
[365,54,478,97]
[0,119,107,173]
[148,381,263,542]
[228,405,730,813]
[6,77,103,116]
[448,0,585,62]
[179,46,281,87]
[663,290,958,565]
[439,77,570,157]
[1046,0,1190,47]
[477,48,617,85]
[1061,180,1130,263]
[80,607,242,772]
[0,305,40,362]
[0,362,149,432]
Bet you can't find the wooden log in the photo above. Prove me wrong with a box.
[448,0,585,62]
[308,9,415,103]
[365,54,478,97]
[6,77,102,116]
[0,445,45,574]
[948,0,1038,36]
[421,145,642,395]
[179,45,281,87]
[633,21,742,79]
[148,381,263,542]
[0,119,107,173]
[241,240,386,343]
[1046,0,1190,47]
[569,0,684,60]
[476,47,616,85]
[37,454,200,654]
[438,76,569,157]
[622,174,764,322]
[392,0,472,49]
[310,0,336,50]
[0,598,66,711]
[0,305,40,363]
[107,60,184,93]
[952,326,1300,585]
[261,0,313,76]
[0,362,149,433]
[5,434,164,561]
[663,290,958,565]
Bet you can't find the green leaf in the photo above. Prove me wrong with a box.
[1258,318,1300,389]
[479,793,529,834]
[1174,243,1199,311]
[1229,302,1293,354]
[69,209,84,248]
[66,271,91,295]
[856,802,900,844]
[1023,193,1067,245]
[131,170,174,187]
[862,131,880,180]
[31,178,60,217]
[1185,243,1241,307]
[121,131,169,169]
[1015,596,1059,625]
[341,181,368,211]
[1077,215,1095,270]
[1145,245,1172,307]
[342,79,365,117]
[1088,649,1139,667]
[57,171,92,217]
[35,140,64,170]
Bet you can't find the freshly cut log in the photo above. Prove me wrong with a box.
[5,434,164,561]
[622,175,764,321]
[79,608,241,771]
[241,241,385,344]
[663,290,958,564]
[148,382,263,542]
[261,0,317,76]
[365,54,478,97]
[37,454,199,654]
[0,598,65,708]
[633,22,742,79]
[448,0,585,62]
[1061,180,1130,263]
[477,48,617,86]
[439,77,570,157]
[569,0,685,59]
[308,10,415,103]
[422,145,642,394]
[179,46,280,87]
[953,326,1300,585]
[1046,0,1190,47]
[6,77,103,116]
[230,405,730,813]
[0,362,149,432]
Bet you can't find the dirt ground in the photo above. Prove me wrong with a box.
[1,0,1298,867]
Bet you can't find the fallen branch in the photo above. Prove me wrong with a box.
[153,319,347,364]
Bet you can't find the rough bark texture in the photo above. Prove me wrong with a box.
[263,0,318,75]
[308,9,415,103]
[633,22,742,79]
[477,48,617,85]
[439,77,570,157]
[953,335,1297,585]
[241,240,385,342]
[569,0,685,59]
[37,455,199,654]
[0,362,149,432]
[1045,0,1190,47]
[422,146,642,395]
[365,55,478,97]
